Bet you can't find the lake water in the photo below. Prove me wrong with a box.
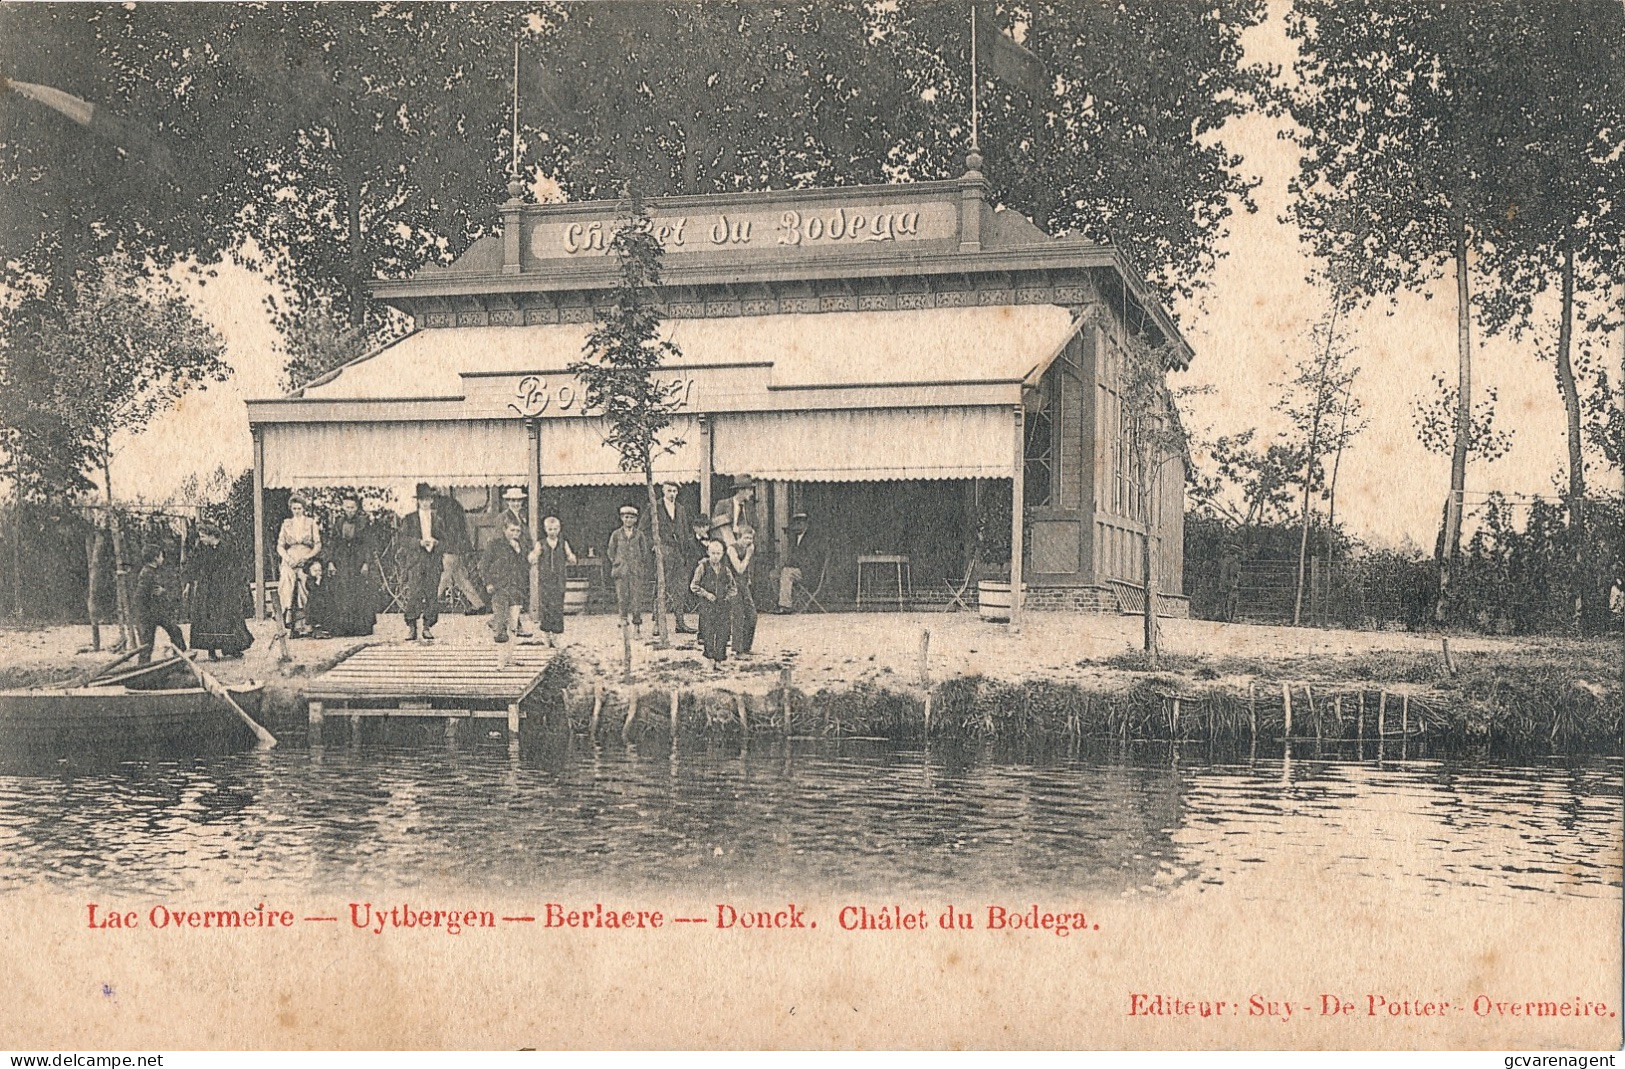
[0,734,1617,905]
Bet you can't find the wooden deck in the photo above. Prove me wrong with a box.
[304,642,560,739]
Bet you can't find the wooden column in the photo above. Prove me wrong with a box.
[772,480,791,564]
[251,426,267,620]
[1010,404,1026,630]
[698,415,713,520]
[527,419,542,616]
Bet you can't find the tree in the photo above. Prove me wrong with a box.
[1286,0,1531,615]
[524,2,908,199]
[1469,0,1625,631]
[883,0,1272,305]
[525,2,1270,307]
[1118,331,1191,665]
[37,258,229,649]
[1274,302,1366,625]
[569,196,687,666]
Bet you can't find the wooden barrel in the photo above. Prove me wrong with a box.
[563,578,591,616]
[976,580,1026,622]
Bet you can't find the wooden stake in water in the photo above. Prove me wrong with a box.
[1358,691,1365,742]
[589,681,603,737]
[735,693,748,734]
[1281,682,1293,739]
[1378,690,1387,737]
[1248,683,1257,741]
[918,629,931,688]
[622,691,638,742]
[1402,693,1409,737]
[780,665,793,733]
[669,690,680,736]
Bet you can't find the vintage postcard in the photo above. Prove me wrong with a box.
[0,0,1619,1054]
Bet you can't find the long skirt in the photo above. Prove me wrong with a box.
[698,599,731,663]
[189,576,253,655]
[730,570,757,653]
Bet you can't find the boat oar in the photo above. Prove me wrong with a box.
[179,655,277,750]
[71,644,153,687]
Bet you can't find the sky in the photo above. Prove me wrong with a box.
[107,6,1616,549]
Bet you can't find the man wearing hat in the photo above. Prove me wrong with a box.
[710,474,756,545]
[606,503,651,636]
[394,482,455,641]
[498,486,533,546]
[643,481,695,634]
[776,511,824,614]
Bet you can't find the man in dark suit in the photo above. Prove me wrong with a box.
[435,485,490,615]
[776,512,825,613]
[395,482,454,641]
[644,481,695,634]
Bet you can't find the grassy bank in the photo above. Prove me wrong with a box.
[536,647,1622,752]
[4,615,1618,753]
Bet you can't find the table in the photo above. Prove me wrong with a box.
[856,554,912,610]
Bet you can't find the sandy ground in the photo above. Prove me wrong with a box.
[1,607,1610,699]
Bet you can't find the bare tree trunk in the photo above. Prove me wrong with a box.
[345,169,366,327]
[1326,381,1352,535]
[1440,209,1474,622]
[86,529,104,651]
[101,452,134,651]
[1553,241,1587,632]
[7,442,21,619]
[646,469,669,648]
[1292,304,1339,626]
[1141,510,1158,666]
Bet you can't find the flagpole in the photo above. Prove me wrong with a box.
[970,3,980,150]
[510,38,520,182]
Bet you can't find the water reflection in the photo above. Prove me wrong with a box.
[0,738,1616,904]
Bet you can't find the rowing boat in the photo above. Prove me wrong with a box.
[0,654,268,754]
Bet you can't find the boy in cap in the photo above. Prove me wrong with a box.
[606,503,651,637]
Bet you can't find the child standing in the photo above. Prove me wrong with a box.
[535,516,576,648]
[480,518,537,643]
[133,545,187,663]
[690,539,736,670]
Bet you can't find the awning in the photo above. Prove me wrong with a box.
[262,421,527,487]
[261,418,699,489]
[294,305,1080,401]
[538,416,700,487]
[711,407,1012,482]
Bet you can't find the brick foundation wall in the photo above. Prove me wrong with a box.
[1022,586,1118,613]
[1013,586,1193,618]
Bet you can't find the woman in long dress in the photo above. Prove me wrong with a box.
[325,496,376,637]
[726,521,758,655]
[535,515,576,646]
[276,495,321,633]
[185,524,253,659]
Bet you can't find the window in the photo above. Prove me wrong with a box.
[1024,373,1055,509]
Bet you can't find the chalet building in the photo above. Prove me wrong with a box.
[245,153,1192,623]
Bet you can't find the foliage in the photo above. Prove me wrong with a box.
[568,196,687,476]
[35,257,230,489]
[1455,493,1623,635]
[1189,430,1302,528]
[884,0,1272,305]
[1410,372,1514,463]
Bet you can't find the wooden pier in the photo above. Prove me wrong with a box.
[305,643,558,741]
